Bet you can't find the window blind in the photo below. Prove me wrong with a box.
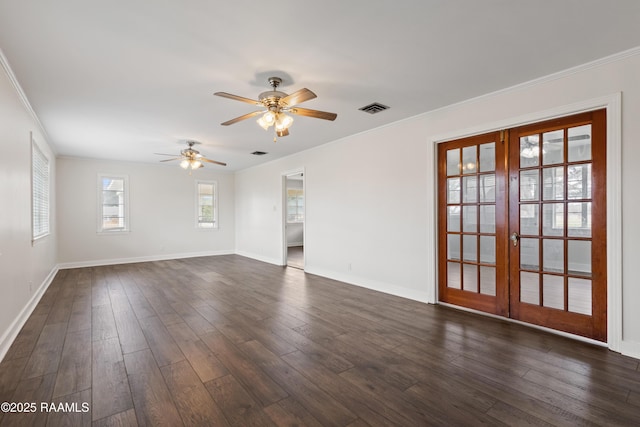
[32,141,50,239]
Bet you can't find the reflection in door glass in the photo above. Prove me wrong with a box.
[463,235,477,262]
[568,125,591,162]
[447,262,461,289]
[568,240,591,277]
[567,202,591,237]
[543,274,564,310]
[448,178,460,203]
[462,176,478,203]
[542,130,564,165]
[480,236,496,264]
[480,266,496,296]
[567,164,592,199]
[462,146,477,174]
[447,206,460,232]
[542,167,564,200]
[520,238,539,270]
[462,205,477,232]
[479,143,495,172]
[480,205,495,233]
[447,148,460,176]
[463,264,478,292]
[543,239,564,273]
[448,234,460,260]
[542,203,564,237]
[568,278,592,315]
[520,204,539,235]
[520,170,539,201]
[479,174,496,202]
[520,135,540,167]
[520,272,540,305]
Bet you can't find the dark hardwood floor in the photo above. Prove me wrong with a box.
[287,246,304,270]
[1,255,639,426]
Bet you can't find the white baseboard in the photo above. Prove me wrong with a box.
[304,265,431,304]
[57,250,235,269]
[234,250,284,266]
[0,265,59,362]
[620,339,640,360]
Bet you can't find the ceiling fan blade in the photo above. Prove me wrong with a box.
[154,152,179,156]
[214,92,262,106]
[221,110,264,126]
[159,157,181,162]
[289,107,337,121]
[201,158,227,166]
[280,88,317,107]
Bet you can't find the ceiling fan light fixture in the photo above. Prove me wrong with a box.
[276,128,289,137]
[275,113,293,131]
[180,159,190,169]
[258,111,280,130]
[191,160,202,169]
[264,110,276,123]
[257,116,270,130]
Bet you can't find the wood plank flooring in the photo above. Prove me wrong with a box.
[1,255,639,426]
[287,246,304,270]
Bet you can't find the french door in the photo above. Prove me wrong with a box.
[438,110,607,341]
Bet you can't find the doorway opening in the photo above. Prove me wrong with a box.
[284,171,305,269]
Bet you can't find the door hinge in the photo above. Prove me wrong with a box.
[500,130,506,144]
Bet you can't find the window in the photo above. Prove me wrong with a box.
[196,181,217,229]
[98,175,129,232]
[287,188,304,223]
[32,139,50,240]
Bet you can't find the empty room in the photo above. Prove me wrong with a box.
[1,1,640,426]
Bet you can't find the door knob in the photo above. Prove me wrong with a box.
[510,232,520,247]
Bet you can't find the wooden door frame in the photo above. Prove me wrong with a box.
[427,93,622,351]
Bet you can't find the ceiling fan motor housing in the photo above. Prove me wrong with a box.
[259,90,288,110]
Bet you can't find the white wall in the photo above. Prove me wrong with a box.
[0,55,58,359]
[57,157,235,266]
[235,50,640,357]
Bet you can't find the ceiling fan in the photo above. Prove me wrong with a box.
[155,141,226,170]
[214,77,337,141]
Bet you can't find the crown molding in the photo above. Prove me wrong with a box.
[0,49,54,153]
[422,46,640,120]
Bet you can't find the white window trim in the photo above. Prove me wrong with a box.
[97,174,130,234]
[195,180,218,230]
[31,134,50,242]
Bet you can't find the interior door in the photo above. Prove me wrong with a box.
[509,110,607,341]
[438,109,607,342]
[437,131,509,316]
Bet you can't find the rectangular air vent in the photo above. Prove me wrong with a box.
[359,102,390,114]
[251,151,268,156]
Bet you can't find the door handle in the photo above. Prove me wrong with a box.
[510,232,520,247]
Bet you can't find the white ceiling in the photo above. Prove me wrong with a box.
[1,1,639,171]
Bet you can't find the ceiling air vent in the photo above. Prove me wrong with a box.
[251,151,268,156]
[359,102,390,114]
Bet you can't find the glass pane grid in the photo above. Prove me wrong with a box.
[516,124,594,316]
[445,142,496,295]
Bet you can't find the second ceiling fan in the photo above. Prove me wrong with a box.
[214,77,337,141]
